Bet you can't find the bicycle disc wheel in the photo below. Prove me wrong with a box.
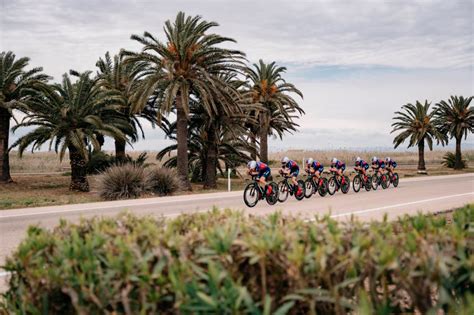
[381,174,388,189]
[304,179,314,198]
[243,183,259,207]
[278,181,289,202]
[341,176,350,194]
[328,177,337,195]
[371,175,379,190]
[265,182,279,205]
[295,180,306,201]
[364,176,372,191]
[318,178,328,197]
[353,175,361,193]
[393,173,399,187]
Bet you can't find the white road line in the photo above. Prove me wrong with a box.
[328,192,474,219]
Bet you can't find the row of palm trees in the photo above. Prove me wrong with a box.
[392,97,473,172]
[0,12,304,191]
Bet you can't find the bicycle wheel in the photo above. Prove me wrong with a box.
[243,183,259,207]
[341,176,350,194]
[353,175,361,193]
[328,177,337,195]
[278,180,289,202]
[295,180,306,201]
[304,179,314,198]
[371,175,379,190]
[392,173,399,187]
[318,178,328,197]
[381,174,388,189]
[364,176,372,191]
[265,182,279,205]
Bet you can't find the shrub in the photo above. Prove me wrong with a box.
[146,167,183,196]
[442,152,467,169]
[98,164,147,200]
[1,206,473,314]
[86,151,114,174]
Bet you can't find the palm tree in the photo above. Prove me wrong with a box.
[0,51,49,183]
[245,60,304,163]
[122,11,245,190]
[95,52,157,161]
[11,72,128,191]
[124,12,244,189]
[434,96,473,169]
[391,100,447,172]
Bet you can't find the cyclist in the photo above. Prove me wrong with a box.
[385,157,397,179]
[305,158,324,180]
[280,157,303,196]
[354,157,369,181]
[247,160,272,196]
[371,156,385,175]
[330,157,347,185]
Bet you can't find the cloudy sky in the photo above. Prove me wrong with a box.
[2,0,473,152]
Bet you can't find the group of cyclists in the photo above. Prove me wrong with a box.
[245,156,398,205]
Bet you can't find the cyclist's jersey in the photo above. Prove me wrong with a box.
[284,160,299,176]
[308,161,324,173]
[372,159,385,169]
[355,160,369,170]
[332,160,346,171]
[386,160,397,168]
[256,162,271,179]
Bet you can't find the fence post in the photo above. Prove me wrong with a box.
[228,169,231,192]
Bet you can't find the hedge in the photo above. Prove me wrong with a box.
[1,205,473,314]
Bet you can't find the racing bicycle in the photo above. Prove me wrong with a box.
[243,176,279,207]
[328,170,350,195]
[352,170,372,193]
[304,171,329,198]
[277,172,305,202]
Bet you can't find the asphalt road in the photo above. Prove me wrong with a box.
[1,173,473,281]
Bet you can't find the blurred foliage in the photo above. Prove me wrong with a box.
[442,152,467,169]
[1,205,473,314]
[146,167,183,196]
[86,151,150,174]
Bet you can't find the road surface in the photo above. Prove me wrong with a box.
[1,173,473,282]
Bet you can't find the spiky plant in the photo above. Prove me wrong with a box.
[96,51,158,161]
[0,51,49,182]
[99,164,148,200]
[244,60,304,163]
[122,11,245,190]
[434,95,473,169]
[391,100,447,172]
[11,72,128,191]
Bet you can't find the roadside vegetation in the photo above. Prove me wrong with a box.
[2,205,473,314]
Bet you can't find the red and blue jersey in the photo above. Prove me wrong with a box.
[285,160,299,171]
[372,159,385,168]
[256,162,271,178]
[355,160,369,170]
[387,160,397,168]
[332,160,346,170]
[310,161,324,173]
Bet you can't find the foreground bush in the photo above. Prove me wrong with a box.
[98,164,147,200]
[442,152,467,169]
[146,167,183,196]
[1,206,473,314]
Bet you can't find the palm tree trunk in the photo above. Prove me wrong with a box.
[259,125,269,164]
[176,95,192,190]
[0,107,12,183]
[250,132,257,160]
[204,123,217,189]
[114,137,126,162]
[68,145,89,192]
[417,140,426,173]
[454,136,463,170]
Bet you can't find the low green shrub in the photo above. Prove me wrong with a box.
[442,152,467,169]
[86,151,114,174]
[146,167,183,196]
[2,206,473,314]
[98,164,147,200]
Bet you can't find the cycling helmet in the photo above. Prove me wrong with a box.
[385,157,391,162]
[356,157,362,163]
[371,156,378,163]
[247,160,257,169]
[281,156,290,164]
[331,157,338,164]
[306,158,314,165]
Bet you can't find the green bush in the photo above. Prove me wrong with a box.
[146,167,183,196]
[442,152,467,169]
[2,206,473,314]
[98,164,147,200]
[86,151,114,174]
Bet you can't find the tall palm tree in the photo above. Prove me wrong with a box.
[391,100,447,172]
[434,95,473,169]
[0,51,49,183]
[96,52,157,161]
[245,60,304,163]
[122,12,245,190]
[11,72,128,191]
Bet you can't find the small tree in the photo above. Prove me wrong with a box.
[434,95,473,169]
[12,72,128,191]
[391,101,447,173]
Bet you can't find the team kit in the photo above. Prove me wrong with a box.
[244,157,399,207]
